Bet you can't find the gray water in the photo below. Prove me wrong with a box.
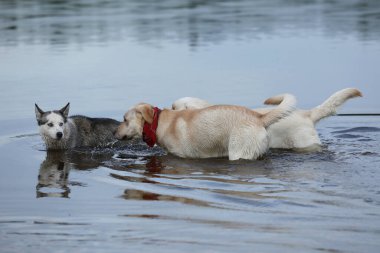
[1,1,380,252]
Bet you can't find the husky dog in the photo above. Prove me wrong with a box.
[35,103,122,150]
[172,88,362,151]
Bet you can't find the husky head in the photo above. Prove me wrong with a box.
[35,103,70,141]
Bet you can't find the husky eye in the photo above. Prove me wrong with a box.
[48,123,54,127]
[59,123,63,126]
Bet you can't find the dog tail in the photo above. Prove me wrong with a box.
[309,88,362,124]
[261,93,296,128]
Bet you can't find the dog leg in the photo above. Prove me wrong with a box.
[228,127,269,160]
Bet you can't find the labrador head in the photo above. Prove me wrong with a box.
[115,103,154,140]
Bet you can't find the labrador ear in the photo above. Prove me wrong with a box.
[35,103,44,120]
[59,103,70,118]
[135,103,154,124]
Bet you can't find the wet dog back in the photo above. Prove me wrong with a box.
[70,116,120,147]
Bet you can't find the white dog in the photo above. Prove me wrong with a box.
[172,88,362,150]
[115,94,296,160]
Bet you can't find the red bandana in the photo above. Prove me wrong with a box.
[142,107,161,147]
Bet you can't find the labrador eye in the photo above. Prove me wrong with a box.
[59,123,63,126]
[48,123,53,127]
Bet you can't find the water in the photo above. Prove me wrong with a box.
[1,1,380,252]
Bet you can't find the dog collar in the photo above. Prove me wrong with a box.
[142,107,161,147]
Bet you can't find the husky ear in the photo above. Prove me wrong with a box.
[135,103,154,124]
[59,103,70,118]
[35,103,44,120]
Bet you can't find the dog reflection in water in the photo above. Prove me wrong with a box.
[37,149,114,198]
[36,151,71,198]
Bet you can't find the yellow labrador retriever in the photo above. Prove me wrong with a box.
[115,94,296,160]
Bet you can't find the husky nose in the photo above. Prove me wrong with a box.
[56,132,63,139]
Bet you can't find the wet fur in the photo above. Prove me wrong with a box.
[172,88,362,150]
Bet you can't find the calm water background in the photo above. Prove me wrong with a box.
[1,0,380,252]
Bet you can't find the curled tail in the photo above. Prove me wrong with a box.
[261,93,296,128]
[309,88,362,123]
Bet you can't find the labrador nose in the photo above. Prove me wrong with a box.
[56,132,63,139]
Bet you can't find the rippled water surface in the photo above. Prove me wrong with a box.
[1,1,380,252]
